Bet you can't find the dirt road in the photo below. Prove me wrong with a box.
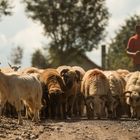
[0,117,140,140]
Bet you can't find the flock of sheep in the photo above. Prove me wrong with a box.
[0,64,140,125]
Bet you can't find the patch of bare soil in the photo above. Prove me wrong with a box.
[0,117,140,140]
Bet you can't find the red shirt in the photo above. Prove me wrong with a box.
[127,34,140,64]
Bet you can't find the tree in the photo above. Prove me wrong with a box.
[31,49,50,68]
[10,46,24,65]
[107,15,140,71]
[24,0,109,66]
[0,0,12,19]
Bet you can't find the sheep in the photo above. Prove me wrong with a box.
[0,67,15,73]
[81,68,110,119]
[72,66,86,117]
[116,69,130,78]
[57,65,81,118]
[124,71,140,119]
[1,67,42,118]
[0,68,18,117]
[20,67,44,79]
[8,62,21,71]
[103,71,126,119]
[20,67,44,74]
[0,71,42,124]
[39,68,66,119]
[18,67,45,119]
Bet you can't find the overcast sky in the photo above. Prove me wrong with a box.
[0,0,140,68]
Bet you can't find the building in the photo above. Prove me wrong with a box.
[67,53,102,71]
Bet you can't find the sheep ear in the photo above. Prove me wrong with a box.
[75,70,81,82]
[124,91,132,94]
[60,69,69,77]
[86,96,94,110]
[8,62,12,68]
[89,102,94,110]
[124,91,132,97]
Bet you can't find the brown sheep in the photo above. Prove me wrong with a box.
[39,68,66,119]
[72,66,86,117]
[57,65,81,118]
[81,69,110,119]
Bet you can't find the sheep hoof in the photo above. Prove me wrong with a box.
[18,120,23,125]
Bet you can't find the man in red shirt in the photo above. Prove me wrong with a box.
[126,24,140,71]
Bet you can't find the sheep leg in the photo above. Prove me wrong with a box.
[17,111,23,125]
[67,96,73,117]
[16,101,23,125]
[130,107,136,119]
[32,110,39,122]
[0,100,6,122]
[25,105,33,120]
[78,94,85,117]
[62,102,66,119]
[136,107,140,119]
[67,95,76,118]
[0,105,2,122]
[56,103,61,119]
[25,106,30,119]
[86,105,93,119]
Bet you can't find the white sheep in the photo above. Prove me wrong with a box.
[104,71,125,118]
[0,71,42,124]
[124,71,140,118]
[81,69,110,119]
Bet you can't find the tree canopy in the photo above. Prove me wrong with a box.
[31,49,50,68]
[0,0,12,18]
[10,46,24,65]
[24,0,109,66]
[107,15,140,71]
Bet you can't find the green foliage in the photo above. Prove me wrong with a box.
[107,15,140,71]
[10,46,24,65]
[31,49,50,68]
[24,0,109,66]
[0,0,12,18]
[47,44,85,67]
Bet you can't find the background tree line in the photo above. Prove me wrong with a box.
[106,15,140,71]
[1,0,140,71]
[24,0,109,68]
[0,0,12,18]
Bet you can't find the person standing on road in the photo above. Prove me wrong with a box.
[126,24,140,71]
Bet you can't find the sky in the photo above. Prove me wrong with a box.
[0,0,140,68]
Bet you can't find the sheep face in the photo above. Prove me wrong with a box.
[130,92,140,107]
[86,96,105,119]
[85,96,94,119]
[125,91,140,107]
[94,96,105,118]
[48,77,64,95]
[60,69,79,89]
[63,72,74,88]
